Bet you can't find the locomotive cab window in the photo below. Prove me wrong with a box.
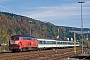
[10,37,19,40]
[22,37,32,40]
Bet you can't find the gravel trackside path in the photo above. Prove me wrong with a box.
[0,47,86,60]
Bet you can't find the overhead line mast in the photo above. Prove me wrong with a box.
[78,1,85,55]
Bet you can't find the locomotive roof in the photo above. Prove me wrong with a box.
[11,35,36,38]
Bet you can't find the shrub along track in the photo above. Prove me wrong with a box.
[0,47,87,60]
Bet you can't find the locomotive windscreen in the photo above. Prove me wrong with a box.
[10,35,21,40]
[10,36,19,40]
[10,35,36,40]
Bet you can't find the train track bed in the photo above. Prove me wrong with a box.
[0,47,88,60]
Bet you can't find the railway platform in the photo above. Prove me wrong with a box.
[62,54,90,60]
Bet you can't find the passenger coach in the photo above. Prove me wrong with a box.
[37,39,79,49]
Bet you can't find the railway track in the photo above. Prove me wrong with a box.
[0,47,86,60]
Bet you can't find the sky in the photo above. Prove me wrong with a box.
[0,0,90,28]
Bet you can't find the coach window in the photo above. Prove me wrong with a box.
[59,42,60,44]
[64,42,66,44]
[46,41,48,44]
[59,42,61,44]
[61,42,63,45]
[63,42,65,44]
[52,41,54,44]
[64,42,65,44]
[46,41,49,44]
[65,42,67,45]
[70,42,73,45]
[57,42,58,44]
[62,42,63,44]
[54,41,56,44]
[67,42,68,44]
[57,42,60,44]
[43,41,46,44]
[68,42,70,45]
[70,42,72,45]
[76,42,79,45]
[42,41,44,44]
[63,42,64,44]
[45,41,47,44]
[39,41,42,44]
[49,41,52,44]
[72,43,74,45]
[60,42,62,44]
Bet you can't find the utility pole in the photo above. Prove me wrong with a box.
[78,1,85,55]
[57,28,60,39]
[74,31,76,54]
[28,21,32,36]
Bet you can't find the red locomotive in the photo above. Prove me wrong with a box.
[9,35,38,52]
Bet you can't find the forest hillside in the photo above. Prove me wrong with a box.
[0,11,89,45]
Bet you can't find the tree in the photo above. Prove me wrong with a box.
[0,25,9,44]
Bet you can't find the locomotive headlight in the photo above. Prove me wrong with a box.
[10,41,19,44]
[15,41,19,44]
